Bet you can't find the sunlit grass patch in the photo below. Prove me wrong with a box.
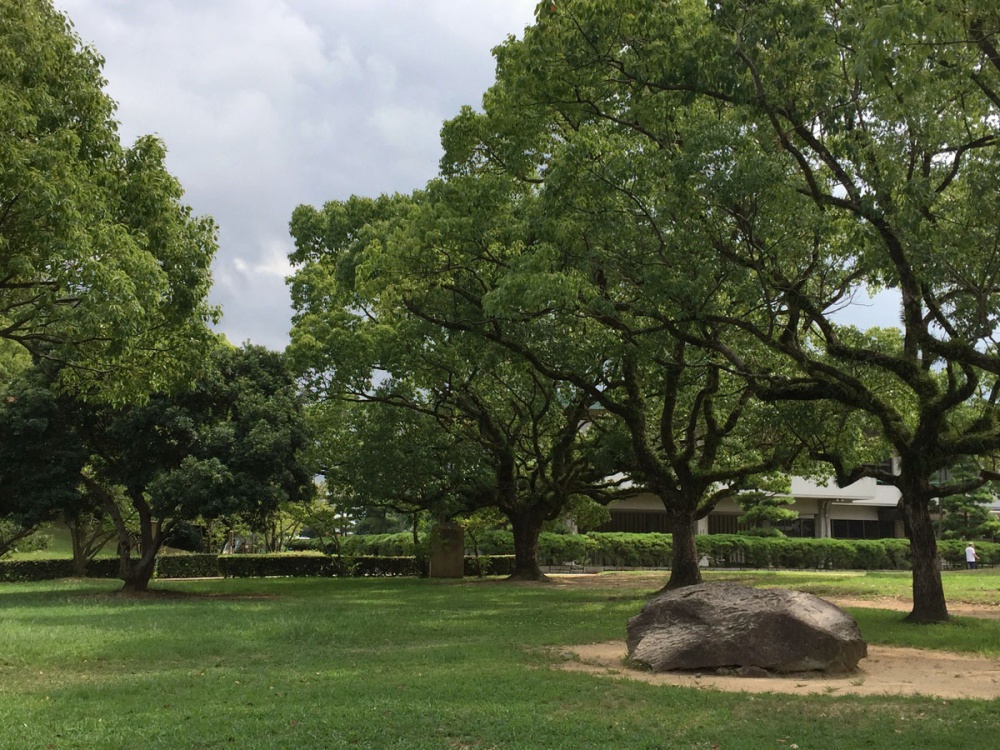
[2,574,1000,749]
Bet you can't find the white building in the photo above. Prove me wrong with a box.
[604,475,905,539]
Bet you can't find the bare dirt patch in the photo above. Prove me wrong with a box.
[548,572,1000,699]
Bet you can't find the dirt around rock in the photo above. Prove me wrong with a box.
[548,572,1000,700]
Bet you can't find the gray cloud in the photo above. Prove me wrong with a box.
[56,0,539,349]
[53,1,902,346]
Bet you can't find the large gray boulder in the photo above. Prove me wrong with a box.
[626,582,867,674]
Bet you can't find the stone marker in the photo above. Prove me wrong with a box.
[428,521,464,579]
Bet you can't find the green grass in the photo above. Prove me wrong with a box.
[3,573,1000,749]
[704,566,1000,605]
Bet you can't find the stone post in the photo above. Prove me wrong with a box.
[429,520,465,579]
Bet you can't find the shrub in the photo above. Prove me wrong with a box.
[537,532,599,565]
[852,540,891,570]
[0,559,76,582]
[587,532,673,567]
[85,558,120,578]
[468,530,514,556]
[340,533,425,557]
[219,552,334,578]
[156,554,220,579]
[287,537,327,553]
[464,555,515,577]
[349,556,426,577]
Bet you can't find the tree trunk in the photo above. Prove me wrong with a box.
[66,517,116,577]
[508,509,548,581]
[662,511,702,590]
[901,496,949,623]
[88,478,163,595]
[69,521,88,578]
[119,553,157,594]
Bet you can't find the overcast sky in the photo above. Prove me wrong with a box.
[55,1,898,350]
[55,0,540,350]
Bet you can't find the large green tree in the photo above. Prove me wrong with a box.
[452,0,1000,622]
[288,191,623,580]
[434,110,815,587]
[498,0,1000,622]
[51,342,314,592]
[315,393,496,536]
[1,0,217,402]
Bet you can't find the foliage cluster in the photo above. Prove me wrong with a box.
[0,344,316,592]
[0,0,218,402]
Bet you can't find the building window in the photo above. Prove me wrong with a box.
[601,510,673,534]
[830,519,895,539]
[773,517,815,538]
[708,514,743,535]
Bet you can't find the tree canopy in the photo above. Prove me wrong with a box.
[3,344,316,591]
[288,186,627,580]
[1,0,218,403]
[427,0,1000,620]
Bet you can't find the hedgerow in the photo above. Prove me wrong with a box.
[3,535,996,583]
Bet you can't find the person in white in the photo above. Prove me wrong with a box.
[966,542,979,570]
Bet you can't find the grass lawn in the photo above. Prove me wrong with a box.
[2,572,999,749]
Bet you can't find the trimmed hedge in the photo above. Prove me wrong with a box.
[4,536,998,583]
[0,558,122,582]
[340,533,425,557]
[350,555,425,577]
[0,559,77,582]
[87,559,120,578]
[691,535,917,570]
[156,553,222,579]
[219,552,336,578]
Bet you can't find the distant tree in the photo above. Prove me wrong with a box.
[0,367,88,557]
[1,0,218,403]
[286,487,353,555]
[384,169,810,588]
[933,459,1000,541]
[316,394,495,534]
[86,345,316,591]
[734,476,798,536]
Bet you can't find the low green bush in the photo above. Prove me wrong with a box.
[349,555,426,577]
[0,559,76,582]
[340,533,426,557]
[696,535,915,570]
[938,538,1000,568]
[156,553,220,579]
[85,558,120,578]
[464,554,515,577]
[0,557,121,582]
[286,537,326,553]
[536,532,599,565]
[469,530,514,556]
[8,536,996,584]
[586,532,673,567]
[219,552,335,578]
